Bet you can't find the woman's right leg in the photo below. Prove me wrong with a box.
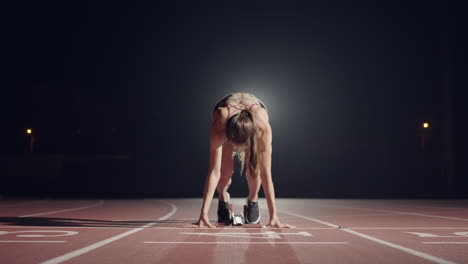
[217,142,234,202]
[216,142,234,223]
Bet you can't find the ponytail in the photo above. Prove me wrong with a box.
[249,127,262,178]
[227,109,262,178]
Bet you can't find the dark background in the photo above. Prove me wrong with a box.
[2,2,467,198]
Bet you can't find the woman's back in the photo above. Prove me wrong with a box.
[213,93,267,119]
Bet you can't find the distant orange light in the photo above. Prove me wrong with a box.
[423,122,429,128]
[26,129,32,134]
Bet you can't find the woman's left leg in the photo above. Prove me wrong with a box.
[245,150,262,202]
[244,151,262,224]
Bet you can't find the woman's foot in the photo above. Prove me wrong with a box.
[217,193,232,224]
[244,200,261,224]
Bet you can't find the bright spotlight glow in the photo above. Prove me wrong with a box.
[26,129,32,134]
[423,122,429,128]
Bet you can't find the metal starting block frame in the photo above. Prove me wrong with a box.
[227,204,246,226]
[232,212,245,226]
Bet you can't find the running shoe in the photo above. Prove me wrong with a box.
[217,193,232,224]
[244,200,261,224]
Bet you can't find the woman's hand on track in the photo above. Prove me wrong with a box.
[264,217,295,228]
[184,214,216,228]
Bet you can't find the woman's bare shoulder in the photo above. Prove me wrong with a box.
[212,107,229,132]
[252,107,270,131]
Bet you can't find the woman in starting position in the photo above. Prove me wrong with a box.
[194,92,293,228]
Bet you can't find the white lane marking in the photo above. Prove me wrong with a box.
[20,200,105,217]
[0,226,335,229]
[180,231,313,239]
[0,200,48,208]
[278,211,340,228]
[158,227,332,230]
[422,210,468,213]
[311,213,401,218]
[330,205,468,222]
[0,226,137,229]
[402,205,468,211]
[378,210,468,222]
[39,201,177,264]
[405,232,468,238]
[0,240,66,243]
[422,242,468,244]
[312,200,468,212]
[350,228,468,230]
[0,230,78,238]
[279,210,457,264]
[4,226,468,230]
[144,241,348,244]
[343,229,458,264]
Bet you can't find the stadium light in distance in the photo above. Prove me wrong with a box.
[26,129,32,135]
[423,122,429,129]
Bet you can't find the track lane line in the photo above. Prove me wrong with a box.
[20,200,105,218]
[0,240,66,243]
[6,226,467,230]
[355,208,468,222]
[279,210,458,264]
[349,227,468,230]
[0,226,338,229]
[422,242,468,244]
[322,205,468,222]
[38,201,177,264]
[144,241,348,244]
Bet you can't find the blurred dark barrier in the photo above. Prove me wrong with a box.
[0,154,132,198]
[0,151,466,198]
[1,154,63,196]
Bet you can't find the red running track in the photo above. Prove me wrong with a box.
[0,198,467,264]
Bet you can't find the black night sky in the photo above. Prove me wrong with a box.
[2,2,467,198]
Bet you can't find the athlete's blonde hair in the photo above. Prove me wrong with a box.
[225,110,262,178]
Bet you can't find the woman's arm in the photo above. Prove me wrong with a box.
[193,109,227,228]
[257,110,294,228]
[258,123,277,218]
[200,128,223,217]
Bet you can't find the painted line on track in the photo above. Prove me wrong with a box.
[330,206,468,222]
[349,227,468,230]
[9,225,468,230]
[2,226,467,230]
[0,240,66,243]
[374,210,468,222]
[422,242,468,244]
[152,227,336,230]
[144,241,348,244]
[0,226,133,229]
[310,213,402,218]
[39,201,177,264]
[0,226,338,230]
[422,210,468,214]
[401,205,468,211]
[279,210,458,264]
[20,200,105,218]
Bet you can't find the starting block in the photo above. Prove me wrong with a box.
[224,204,244,226]
[232,212,245,226]
[229,203,245,225]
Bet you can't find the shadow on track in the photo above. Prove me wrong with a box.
[0,217,193,228]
